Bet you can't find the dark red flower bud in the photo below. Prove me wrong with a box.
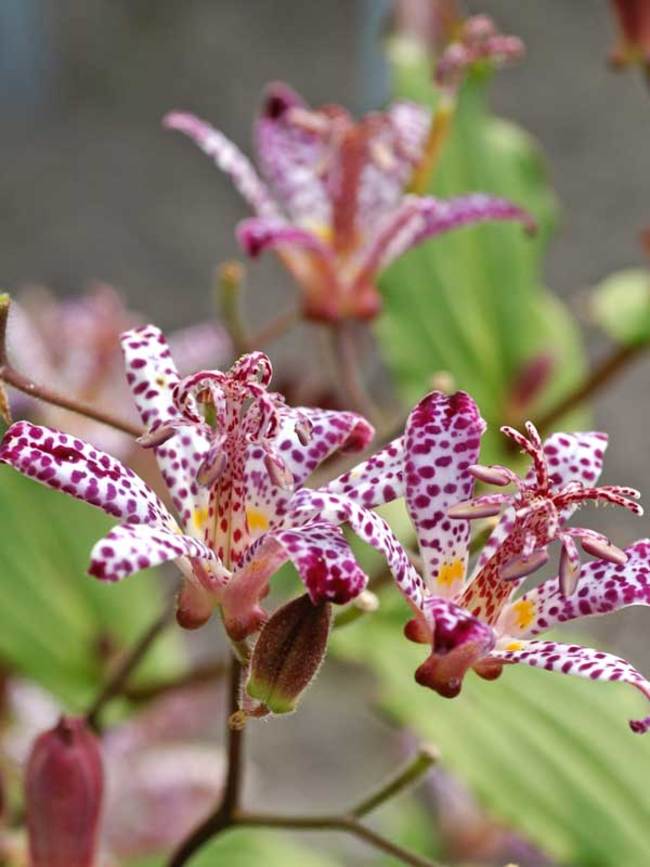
[246,593,332,714]
[26,716,103,867]
[609,0,650,75]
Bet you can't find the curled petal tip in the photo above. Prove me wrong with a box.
[448,499,503,520]
[630,716,650,735]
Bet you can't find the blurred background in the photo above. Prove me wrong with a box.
[1,2,650,865]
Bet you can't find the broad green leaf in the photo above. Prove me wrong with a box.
[377,45,586,461]
[0,465,184,708]
[332,601,650,865]
[591,268,650,346]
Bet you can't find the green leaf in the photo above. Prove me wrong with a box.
[332,607,650,865]
[129,828,343,867]
[0,466,184,708]
[591,268,650,346]
[376,46,586,461]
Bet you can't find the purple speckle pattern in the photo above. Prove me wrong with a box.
[163,84,531,322]
[88,522,219,583]
[163,111,280,219]
[390,400,650,731]
[290,488,426,612]
[324,436,404,507]
[121,325,211,529]
[500,538,650,638]
[404,391,485,597]
[460,424,640,625]
[0,422,169,525]
[492,640,650,734]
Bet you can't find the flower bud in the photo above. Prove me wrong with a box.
[246,593,332,714]
[26,716,103,867]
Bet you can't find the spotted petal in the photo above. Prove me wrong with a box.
[324,437,404,508]
[498,539,650,638]
[354,194,535,285]
[405,392,486,598]
[236,217,337,267]
[254,82,331,225]
[163,111,280,219]
[356,101,430,230]
[243,407,374,541]
[290,488,427,613]
[121,326,211,530]
[88,522,221,583]
[0,422,170,525]
[491,639,650,733]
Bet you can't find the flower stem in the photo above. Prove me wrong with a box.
[236,812,441,867]
[247,307,298,349]
[0,296,142,437]
[329,323,381,424]
[86,599,175,731]
[350,745,439,817]
[534,342,645,435]
[167,653,245,867]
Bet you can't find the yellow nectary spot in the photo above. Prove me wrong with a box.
[192,508,209,531]
[511,598,536,631]
[505,640,525,652]
[436,558,465,588]
[303,220,332,244]
[246,507,270,533]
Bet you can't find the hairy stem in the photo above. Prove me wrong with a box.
[86,599,175,731]
[167,654,244,867]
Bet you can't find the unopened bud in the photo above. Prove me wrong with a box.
[246,593,332,714]
[26,716,103,867]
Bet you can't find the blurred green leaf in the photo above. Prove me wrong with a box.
[0,465,184,709]
[332,601,650,866]
[591,268,650,346]
[129,828,343,867]
[377,47,586,460]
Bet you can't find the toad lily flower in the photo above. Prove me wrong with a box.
[330,389,650,732]
[164,82,534,322]
[0,325,418,643]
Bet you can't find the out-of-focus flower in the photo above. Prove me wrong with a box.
[326,390,650,732]
[609,0,650,77]
[25,716,103,867]
[5,283,231,456]
[164,83,533,322]
[0,325,418,645]
[409,14,524,194]
[391,0,462,55]
[434,15,524,93]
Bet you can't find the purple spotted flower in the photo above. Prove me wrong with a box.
[328,390,650,732]
[0,325,418,642]
[163,83,533,322]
